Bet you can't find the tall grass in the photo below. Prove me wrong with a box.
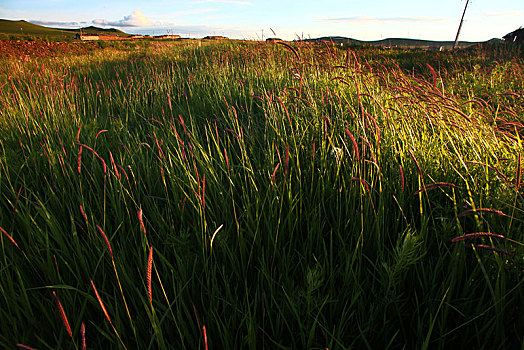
[0,40,523,349]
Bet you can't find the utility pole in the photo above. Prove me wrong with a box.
[453,0,470,50]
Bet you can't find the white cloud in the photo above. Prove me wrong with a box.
[93,9,151,27]
[150,8,217,19]
[30,20,90,27]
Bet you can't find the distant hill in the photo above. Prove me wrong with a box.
[61,26,130,37]
[305,36,497,49]
[0,19,130,40]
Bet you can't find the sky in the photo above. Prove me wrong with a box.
[1,0,523,41]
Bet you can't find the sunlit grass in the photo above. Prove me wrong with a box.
[0,40,523,349]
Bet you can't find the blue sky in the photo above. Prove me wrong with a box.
[1,0,523,41]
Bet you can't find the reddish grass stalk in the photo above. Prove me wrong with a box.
[150,118,164,126]
[95,129,108,142]
[271,163,280,184]
[181,197,187,214]
[225,128,240,139]
[452,232,506,242]
[79,144,107,175]
[365,113,381,148]
[408,150,423,179]
[52,291,73,339]
[90,280,113,325]
[147,246,153,303]
[109,151,120,179]
[277,41,300,60]
[179,114,187,134]
[214,121,220,148]
[0,226,19,248]
[414,182,456,195]
[457,208,506,218]
[471,244,512,256]
[193,304,202,337]
[96,225,113,260]
[350,177,370,192]
[275,95,292,126]
[53,254,60,275]
[344,127,360,161]
[203,325,209,350]
[16,344,36,350]
[202,174,206,211]
[138,209,146,236]
[153,132,165,161]
[14,185,22,213]
[426,63,437,89]
[442,105,470,120]
[223,148,229,172]
[80,322,86,350]
[80,205,88,228]
[119,142,131,156]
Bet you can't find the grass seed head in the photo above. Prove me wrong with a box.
[52,291,72,339]
[147,246,153,303]
[138,209,146,236]
[96,225,113,260]
[90,280,112,325]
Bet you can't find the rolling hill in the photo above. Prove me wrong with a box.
[0,19,130,40]
[305,36,495,49]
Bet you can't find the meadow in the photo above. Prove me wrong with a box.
[0,39,523,349]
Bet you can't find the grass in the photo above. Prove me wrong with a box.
[0,39,523,349]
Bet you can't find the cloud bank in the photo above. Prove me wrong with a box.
[93,9,151,27]
[30,20,91,28]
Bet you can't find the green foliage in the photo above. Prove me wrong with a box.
[0,41,523,349]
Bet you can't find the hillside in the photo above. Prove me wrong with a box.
[307,36,491,49]
[60,25,131,36]
[0,19,130,40]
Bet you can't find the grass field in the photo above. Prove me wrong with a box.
[0,39,523,349]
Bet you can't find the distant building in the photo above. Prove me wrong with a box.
[266,38,283,43]
[503,27,524,44]
[74,33,128,41]
[428,46,443,51]
[75,34,99,41]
